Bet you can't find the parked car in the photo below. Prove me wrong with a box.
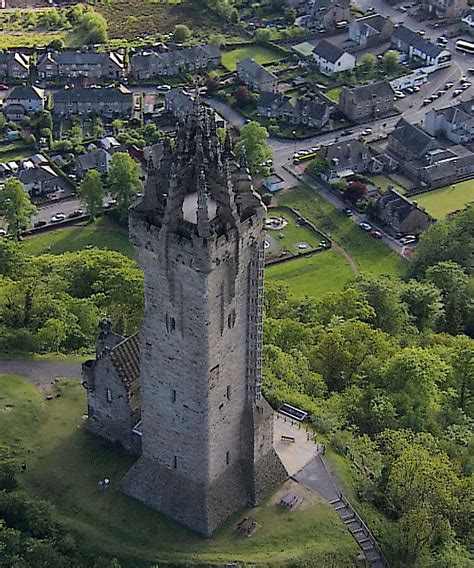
[444,82,454,89]
[453,89,463,97]
[50,213,66,223]
[399,234,416,244]
[394,90,406,99]
[343,207,353,217]
[437,90,446,97]
[400,237,417,246]
[33,220,47,228]
[156,85,171,93]
[0,84,8,91]
[104,199,117,209]
[460,76,469,84]
[342,129,354,136]
[370,230,383,239]
[422,98,432,106]
[68,209,84,219]
[0,228,6,236]
[361,128,373,136]
[468,68,474,75]
[461,83,471,91]
[359,222,372,231]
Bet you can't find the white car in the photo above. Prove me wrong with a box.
[50,213,66,223]
[401,237,417,246]
[0,228,6,236]
[310,146,320,153]
[361,128,373,136]
[156,85,171,93]
[394,90,406,99]
[359,222,372,231]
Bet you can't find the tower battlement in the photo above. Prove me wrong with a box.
[116,103,287,536]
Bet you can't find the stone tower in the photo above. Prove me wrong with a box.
[119,104,287,535]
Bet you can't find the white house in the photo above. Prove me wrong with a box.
[390,69,428,91]
[312,40,355,76]
[392,25,451,74]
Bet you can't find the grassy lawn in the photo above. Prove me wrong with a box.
[0,32,66,49]
[22,217,134,258]
[415,180,474,219]
[0,140,35,162]
[266,249,355,297]
[267,207,322,256]
[0,374,359,566]
[326,87,342,102]
[278,185,405,279]
[222,45,285,72]
[368,175,406,194]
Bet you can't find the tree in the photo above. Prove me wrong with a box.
[382,50,400,75]
[0,178,36,239]
[173,24,191,42]
[344,181,367,204]
[78,170,105,220]
[205,74,220,93]
[400,279,444,332]
[77,11,108,44]
[234,121,272,174]
[360,52,376,75]
[107,152,142,221]
[426,261,470,335]
[235,85,250,106]
[255,27,273,43]
[307,155,329,176]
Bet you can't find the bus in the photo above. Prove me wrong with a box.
[455,39,474,54]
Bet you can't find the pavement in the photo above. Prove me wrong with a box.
[273,412,318,476]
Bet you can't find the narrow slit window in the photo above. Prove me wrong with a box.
[173,455,178,469]
[106,388,112,403]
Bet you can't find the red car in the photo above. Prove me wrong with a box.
[370,230,383,239]
[0,84,9,91]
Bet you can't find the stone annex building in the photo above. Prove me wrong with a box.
[82,103,287,536]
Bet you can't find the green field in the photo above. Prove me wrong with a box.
[0,32,66,49]
[414,180,474,219]
[0,373,358,566]
[266,249,355,297]
[222,45,285,72]
[368,175,406,194]
[0,140,35,162]
[22,217,134,258]
[278,186,405,280]
[326,87,342,102]
[267,207,322,256]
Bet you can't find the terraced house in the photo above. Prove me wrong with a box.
[257,92,331,129]
[130,44,220,80]
[338,81,395,121]
[348,14,394,49]
[37,50,125,80]
[53,86,133,117]
[425,99,474,144]
[0,52,30,80]
[391,25,451,73]
[236,58,277,92]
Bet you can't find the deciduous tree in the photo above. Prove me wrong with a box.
[78,169,105,220]
[0,178,36,239]
[107,152,142,221]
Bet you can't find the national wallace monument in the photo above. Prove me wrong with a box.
[82,102,287,536]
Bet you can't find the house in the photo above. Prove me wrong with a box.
[462,7,474,36]
[130,44,220,80]
[312,40,355,76]
[338,81,395,122]
[164,88,194,119]
[37,50,125,80]
[377,187,431,235]
[299,0,351,31]
[348,14,394,49]
[391,25,451,72]
[0,52,30,80]
[53,85,133,117]
[425,98,474,144]
[389,69,428,91]
[19,165,60,196]
[76,148,112,178]
[236,58,277,93]
[387,119,438,161]
[263,173,285,192]
[257,91,331,129]
[421,0,468,23]
[3,86,44,120]
[318,139,382,181]
[100,136,123,152]
[403,145,474,188]
[0,163,11,177]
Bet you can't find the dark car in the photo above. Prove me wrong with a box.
[68,209,84,219]
[343,207,353,216]
[370,230,383,239]
[33,220,47,228]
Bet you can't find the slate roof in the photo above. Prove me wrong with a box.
[352,14,389,35]
[19,165,57,184]
[6,85,44,101]
[378,187,429,224]
[0,52,29,68]
[110,333,140,412]
[313,40,346,63]
[390,119,435,153]
[165,88,194,111]
[320,139,370,169]
[313,0,350,9]
[393,25,446,58]
[76,148,110,171]
[54,85,132,103]
[344,81,394,102]
[237,57,277,83]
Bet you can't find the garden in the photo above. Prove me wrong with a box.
[221,44,287,72]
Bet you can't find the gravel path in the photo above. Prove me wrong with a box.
[0,360,83,392]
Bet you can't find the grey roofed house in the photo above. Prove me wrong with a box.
[164,88,194,118]
[338,80,395,121]
[53,85,133,116]
[377,187,431,235]
[348,14,394,47]
[257,91,331,128]
[313,39,346,63]
[6,85,44,103]
[318,138,382,180]
[18,164,59,195]
[392,25,447,59]
[387,119,437,161]
[236,57,277,92]
[425,98,474,144]
[37,50,125,78]
[76,148,112,178]
[0,52,30,78]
